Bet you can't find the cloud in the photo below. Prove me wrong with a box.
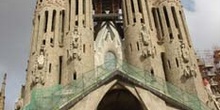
[184,0,220,50]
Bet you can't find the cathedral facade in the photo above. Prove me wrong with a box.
[16,0,215,110]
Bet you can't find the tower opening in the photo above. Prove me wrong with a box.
[161,53,169,81]
[93,0,122,21]
[97,89,143,110]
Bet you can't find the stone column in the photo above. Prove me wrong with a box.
[160,0,208,102]
[63,0,94,85]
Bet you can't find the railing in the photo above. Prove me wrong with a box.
[23,60,211,110]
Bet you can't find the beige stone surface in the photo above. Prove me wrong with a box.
[17,0,213,109]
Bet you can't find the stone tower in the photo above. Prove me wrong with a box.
[0,74,6,110]
[17,0,216,110]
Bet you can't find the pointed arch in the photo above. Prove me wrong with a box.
[97,84,144,110]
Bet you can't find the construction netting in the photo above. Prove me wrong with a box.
[23,60,211,110]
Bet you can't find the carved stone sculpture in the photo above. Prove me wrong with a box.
[68,30,81,61]
[31,72,45,87]
[140,25,152,58]
[15,98,23,110]
[180,42,189,63]
[140,26,150,46]
[37,49,45,69]
[183,66,197,78]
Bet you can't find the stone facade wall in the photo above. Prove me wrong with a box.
[18,0,209,109]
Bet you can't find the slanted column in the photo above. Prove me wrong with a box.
[70,0,76,30]
[37,13,45,50]
[85,0,90,28]
[122,0,128,26]
[132,0,140,23]
[63,0,94,85]
[31,15,40,53]
[55,10,60,46]
[178,9,192,47]
[126,0,134,25]
[89,0,93,29]
[160,1,208,102]
[78,0,83,27]
[124,0,154,70]
[47,10,52,32]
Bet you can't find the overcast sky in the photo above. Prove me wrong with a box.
[0,0,219,110]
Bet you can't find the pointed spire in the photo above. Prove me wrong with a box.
[1,73,7,97]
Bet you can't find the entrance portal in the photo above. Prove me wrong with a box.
[97,89,144,110]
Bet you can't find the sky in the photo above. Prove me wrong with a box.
[0,0,220,109]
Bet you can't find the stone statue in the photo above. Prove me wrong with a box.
[140,25,152,58]
[140,26,150,46]
[37,49,45,69]
[31,72,45,86]
[180,42,189,63]
[69,30,81,61]
[183,65,197,78]
[15,98,23,110]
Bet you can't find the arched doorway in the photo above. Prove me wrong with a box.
[97,89,144,110]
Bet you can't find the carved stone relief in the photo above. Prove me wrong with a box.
[180,42,189,63]
[31,71,45,87]
[15,98,23,110]
[140,25,153,58]
[183,65,197,78]
[37,49,45,69]
[35,0,66,16]
[68,29,82,61]
[180,41,197,78]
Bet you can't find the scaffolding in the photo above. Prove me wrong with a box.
[23,60,211,110]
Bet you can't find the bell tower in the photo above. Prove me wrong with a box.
[23,0,68,105]
[17,0,215,110]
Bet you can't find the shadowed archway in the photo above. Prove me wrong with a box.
[97,88,144,110]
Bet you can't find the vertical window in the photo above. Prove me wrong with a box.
[163,6,170,28]
[59,56,63,84]
[44,11,49,33]
[131,0,136,23]
[151,68,154,76]
[171,7,179,28]
[73,72,77,80]
[51,10,56,32]
[42,39,46,45]
[168,60,171,69]
[136,42,140,51]
[178,34,182,40]
[157,8,164,36]
[83,44,86,53]
[152,8,158,29]
[161,53,169,81]
[75,21,78,26]
[137,0,142,13]
[49,63,52,73]
[176,58,179,67]
[61,10,65,33]
[50,38,53,44]
[169,33,174,40]
[76,0,79,15]
[83,0,85,14]
[130,44,133,52]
